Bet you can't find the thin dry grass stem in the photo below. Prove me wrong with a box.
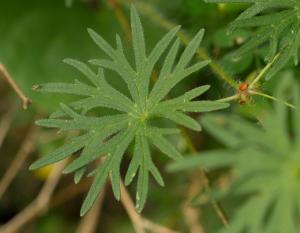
[0,105,17,148]
[0,159,67,233]
[182,172,206,233]
[120,180,146,233]
[76,185,107,233]
[142,219,180,233]
[180,127,229,228]
[120,180,179,233]
[50,179,92,208]
[0,64,32,109]
[0,125,37,199]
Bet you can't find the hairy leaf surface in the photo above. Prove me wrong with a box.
[30,5,228,215]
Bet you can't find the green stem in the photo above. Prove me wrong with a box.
[217,94,239,103]
[249,91,296,109]
[249,53,281,88]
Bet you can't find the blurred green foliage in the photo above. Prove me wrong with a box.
[0,0,119,111]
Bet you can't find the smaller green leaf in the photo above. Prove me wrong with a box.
[201,114,264,148]
[167,150,236,172]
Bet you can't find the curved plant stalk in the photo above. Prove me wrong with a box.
[249,53,281,89]
[250,90,296,109]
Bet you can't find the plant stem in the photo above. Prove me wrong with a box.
[249,53,281,89]
[180,127,230,228]
[217,94,239,103]
[0,64,32,109]
[0,125,37,199]
[120,180,179,233]
[0,105,17,148]
[0,160,67,233]
[249,90,296,109]
[76,187,106,233]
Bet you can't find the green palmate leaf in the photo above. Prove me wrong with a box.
[205,0,300,79]
[30,5,228,215]
[169,79,300,233]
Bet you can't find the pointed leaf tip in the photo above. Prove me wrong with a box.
[63,58,74,64]
[29,163,38,171]
[130,4,138,14]
[87,27,94,35]
[35,119,44,126]
[32,84,41,91]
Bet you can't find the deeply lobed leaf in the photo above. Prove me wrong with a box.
[31,5,228,215]
[205,0,300,79]
[169,79,300,233]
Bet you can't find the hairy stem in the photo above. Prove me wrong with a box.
[250,90,296,109]
[249,53,281,89]
[217,94,239,103]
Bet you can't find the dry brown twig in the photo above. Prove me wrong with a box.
[76,185,107,233]
[180,127,229,229]
[0,125,37,199]
[50,179,92,208]
[0,106,17,148]
[142,219,180,233]
[182,171,206,233]
[0,63,32,109]
[120,180,146,233]
[0,159,67,233]
[120,180,179,233]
